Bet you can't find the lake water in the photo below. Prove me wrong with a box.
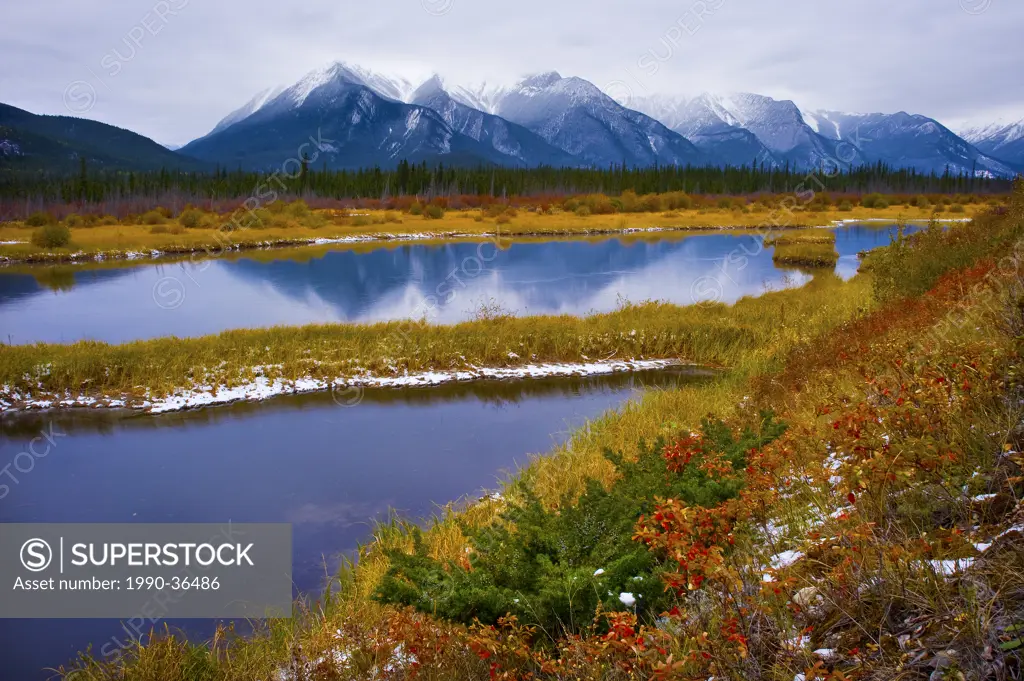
[834,222,916,279]
[0,232,811,344]
[0,366,711,679]
[0,225,916,345]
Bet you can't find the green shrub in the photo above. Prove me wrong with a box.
[302,213,327,229]
[288,200,311,218]
[141,210,166,225]
[31,223,71,248]
[178,208,203,229]
[577,194,616,214]
[423,204,445,220]
[149,225,169,234]
[350,215,372,227]
[639,194,664,212]
[374,414,787,633]
[243,208,271,228]
[838,200,853,211]
[861,193,890,209]
[25,212,53,227]
[64,214,83,227]
[574,205,592,217]
[950,203,965,213]
[662,192,693,210]
[408,202,424,216]
[495,214,511,225]
[717,197,733,209]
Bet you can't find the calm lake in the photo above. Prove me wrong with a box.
[0,367,711,679]
[0,225,915,345]
[0,230,825,344]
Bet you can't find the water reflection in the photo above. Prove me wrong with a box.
[0,233,810,344]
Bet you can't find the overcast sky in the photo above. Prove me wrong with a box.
[2,0,1021,146]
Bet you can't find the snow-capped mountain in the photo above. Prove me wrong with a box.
[631,90,1017,175]
[409,75,578,167]
[630,92,862,169]
[961,118,1024,167]
[805,110,1016,176]
[180,63,523,170]
[447,82,509,116]
[183,60,1021,176]
[628,94,778,167]
[490,72,704,167]
[208,85,286,136]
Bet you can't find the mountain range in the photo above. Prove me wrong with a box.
[0,102,205,173]
[2,61,1022,176]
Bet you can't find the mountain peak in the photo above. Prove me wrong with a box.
[519,72,563,89]
[411,74,447,101]
[292,62,417,103]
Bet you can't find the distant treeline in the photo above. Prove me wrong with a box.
[0,159,1014,220]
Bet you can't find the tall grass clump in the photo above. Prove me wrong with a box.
[30,222,71,248]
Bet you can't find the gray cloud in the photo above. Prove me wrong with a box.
[2,0,1021,146]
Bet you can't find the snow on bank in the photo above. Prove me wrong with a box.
[0,358,688,415]
[829,218,972,226]
[0,227,679,265]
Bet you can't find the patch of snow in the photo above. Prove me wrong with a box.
[770,550,804,569]
[929,558,975,575]
[2,359,690,415]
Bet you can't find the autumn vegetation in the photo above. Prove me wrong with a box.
[44,186,1024,680]
[0,189,1001,263]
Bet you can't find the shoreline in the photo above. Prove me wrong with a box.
[0,358,690,415]
[0,226,678,265]
[0,217,969,266]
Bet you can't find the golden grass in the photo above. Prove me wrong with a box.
[765,228,840,267]
[0,230,763,282]
[0,203,979,262]
[0,271,867,408]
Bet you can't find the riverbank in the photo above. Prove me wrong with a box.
[0,358,691,414]
[57,192,1024,681]
[0,271,858,412]
[0,203,978,264]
